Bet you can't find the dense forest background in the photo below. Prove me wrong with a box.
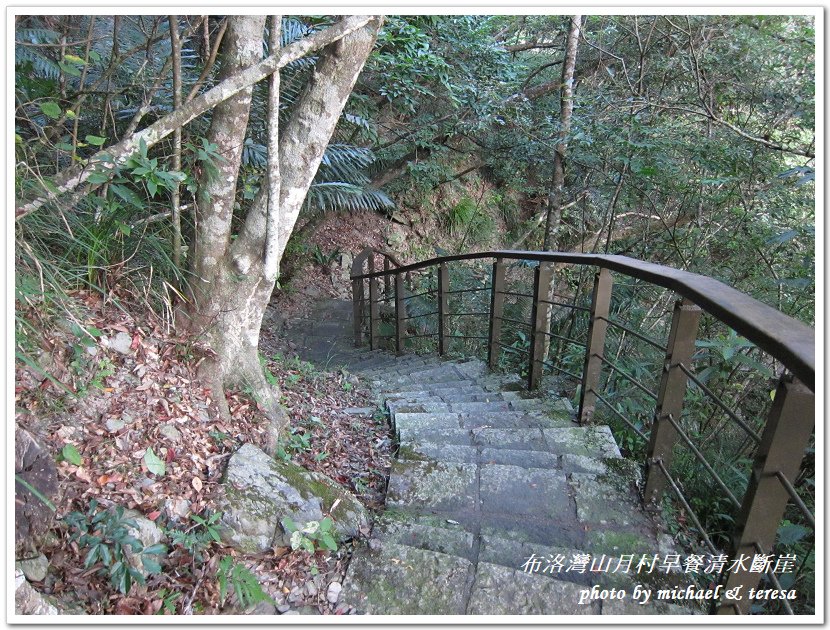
[13,14,816,616]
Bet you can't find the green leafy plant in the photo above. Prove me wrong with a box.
[310,244,341,267]
[63,500,166,594]
[275,428,312,461]
[281,516,338,553]
[167,511,222,560]
[155,588,182,615]
[217,557,274,609]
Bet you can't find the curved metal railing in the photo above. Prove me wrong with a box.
[350,248,816,615]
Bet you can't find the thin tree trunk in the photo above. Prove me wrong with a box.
[263,16,282,283]
[541,15,581,366]
[168,15,183,270]
[543,15,581,252]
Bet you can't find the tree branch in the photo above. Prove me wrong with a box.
[16,15,376,219]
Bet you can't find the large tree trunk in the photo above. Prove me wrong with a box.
[183,17,381,449]
[543,15,581,251]
[541,15,581,366]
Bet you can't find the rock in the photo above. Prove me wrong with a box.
[277,604,291,613]
[15,570,60,615]
[343,407,374,416]
[385,224,406,247]
[17,554,48,582]
[390,211,411,226]
[326,581,342,604]
[15,428,59,554]
[159,424,181,441]
[107,332,133,355]
[164,498,190,522]
[121,509,166,577]
[287,586,302,604]
[305,582,318,597]
[248,600,277,615]
[216,444,369,553]
[105,418,125,433]
[338,252,354,273]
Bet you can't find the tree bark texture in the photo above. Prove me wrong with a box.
[543,15,581,252]
[541,15,581,365]
[183,18,381,447]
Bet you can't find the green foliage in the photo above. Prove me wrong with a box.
[275,428,312,461]
[61,444,83,466]
[217,557,274,609]
[310,244,341,267]
[63,500,166,595]
[166,511,222,561]
[282,516,338,553]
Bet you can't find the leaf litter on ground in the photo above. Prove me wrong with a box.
[14,289,392,615]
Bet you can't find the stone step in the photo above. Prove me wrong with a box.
[468,563,601,615]
[397,426,473,446]
[542,426,622,459]
[460,411,573,430]
[372,515,476,561]
[393,412,462,433]
[340,542,473,615]
[386,460,478,512]
[378,379,474,394]
[381,365,465,383]
[359,358,437,375]
[398,441,561,470]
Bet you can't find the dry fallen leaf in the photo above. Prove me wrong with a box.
[192,477,203,492]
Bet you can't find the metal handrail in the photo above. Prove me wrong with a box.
[350,247,815,616]
[351,249,814,390]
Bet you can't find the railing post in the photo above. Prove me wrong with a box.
[643,298,702,505]
[528,262,554,390]
[488,258,506,370]
[352,277,364,347]
[369,276,379,351]
[394,272,405,355]
[437,263,449,356]
[716,374,814,615]
[383,257,391,298]
[577,268,613,424]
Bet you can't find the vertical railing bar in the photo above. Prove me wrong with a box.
[488,258,506,370]
[716,374,814,615]
[753,542,795,615]
[528,262,553,390]
[438,263,449,356]
[643,298,702,506]
[394,272,405,355]
[352,276,363,347]
[369,275,379,351]
[577,268,613,424]
[383,257,391,298]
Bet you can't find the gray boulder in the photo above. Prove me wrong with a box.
[15,429,59,555]
[15,570,60,615]
[217,444,369,553]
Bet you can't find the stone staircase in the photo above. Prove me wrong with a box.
[277,299,700,616]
